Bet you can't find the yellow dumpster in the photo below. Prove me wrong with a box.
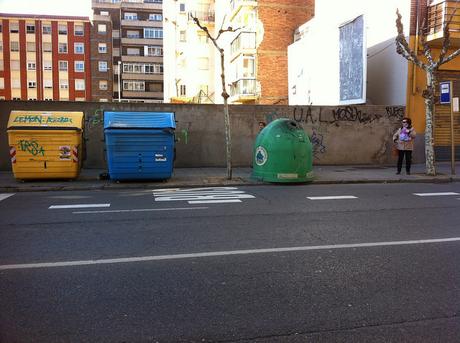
[7,111,84,180]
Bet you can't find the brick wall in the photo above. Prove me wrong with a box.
[257,0,314,105]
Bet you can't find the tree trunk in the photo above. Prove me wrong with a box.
[424,71,436,176]
[220,50,232,180]
[223,97,232,180]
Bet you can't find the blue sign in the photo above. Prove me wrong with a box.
[440,81,451,104]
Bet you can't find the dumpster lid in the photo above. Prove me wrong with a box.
[104,111,176,129]
[7,111,84,130]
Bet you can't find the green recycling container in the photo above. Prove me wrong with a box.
[252,119,313,183]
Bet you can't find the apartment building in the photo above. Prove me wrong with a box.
[216,0,314,105]
[91,0,164,103]
[406,0,460,160]
[163,0,216,103]
[0,13,91,101]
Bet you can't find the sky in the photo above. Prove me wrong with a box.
[0,0,92,18]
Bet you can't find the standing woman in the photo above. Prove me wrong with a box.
[393,117,416,175]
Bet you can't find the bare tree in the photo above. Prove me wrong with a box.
[395,7,460,175]
[191,14,241,180]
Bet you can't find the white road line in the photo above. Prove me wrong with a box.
[49,204,111,209]
[0,194,14,202]
[73,207,208,214]
[1,237,459,271]
[188,200,242,204]
[413,192,459,197]
[307,196,358,200]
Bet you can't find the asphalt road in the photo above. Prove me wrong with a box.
[1,183,460,342]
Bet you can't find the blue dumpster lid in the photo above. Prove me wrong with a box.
[104,111,176,129]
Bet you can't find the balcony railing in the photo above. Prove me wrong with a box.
[229,0,257,20]
[231,31,256,56]
[230,78,257,97]
[426,0,460,44]
[188,10,215,23]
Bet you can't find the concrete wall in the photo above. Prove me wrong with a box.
[0,101,410,171]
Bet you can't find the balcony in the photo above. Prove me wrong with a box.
[121,37,163,45]
[122,55,163,63]
[122,73,163,81]
[122,90,163,98]
[121,1,161,10]
[426,0,460,46]
[229,78,258,103]
[92,0,121,9]
[229,0,257,21]
[121,19,162,28]
[230,31,256,60]
[188,10,215,24]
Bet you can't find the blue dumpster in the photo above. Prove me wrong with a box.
[104,111,176,180]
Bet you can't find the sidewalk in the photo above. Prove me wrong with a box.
[0,163,459,192]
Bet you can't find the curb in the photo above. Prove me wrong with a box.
[0,176,458,193]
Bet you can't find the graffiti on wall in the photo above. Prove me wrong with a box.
[263,106,405,126]
[310,129,326,160]
[88,108,104,127]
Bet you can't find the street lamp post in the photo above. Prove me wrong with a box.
[118,60,121,102]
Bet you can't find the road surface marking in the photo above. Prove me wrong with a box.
[413,192,459,197]
[49,204,111,209]
[73,207,208,214]
[1,237,460,271]
[307,196,358,200]
[153,187,255,204]
[188,200,242,204]
[0,194,14,202]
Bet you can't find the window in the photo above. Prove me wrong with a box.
[74,43,84,54]
[28,81,37,88]
[11,60,20,71]
[43,42,52,52]
[10,22,19,33]
[198,32,208,44]
[98,24,107,33]
[127,30,140,38]
[99,61,108,72]
[149,13,162,21]
[60,79,68,89]
[0,60,3,71]
[74,24,84,36]
[198,57,209,70]
[58,24,67,35]
[127,48,140,56]
[180,85,186,96]
[44,79,53,89]
[26,25,35,34]
[42,24,51,34]
[59,61,68,71]
[0,41,2,52]
[12,79,20,88]
[124,12,138,20]
[98,43,107,53]
[145,46,163,56]
[75,61,85,72]
[27,42,36,52]
[179,30,186,42]
[10,41,19,52]
[123,80,145,91]
[43,61,52,70]
[0,78,4,89]
[0,24,2,33]
[58,43,68,53]
[27,62,36,70]
[99,80,108,90]
[75,79,85,90]
[179,3,185,12]
[144,28,163,39]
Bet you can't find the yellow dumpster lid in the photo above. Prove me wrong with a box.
[7,111,84,130]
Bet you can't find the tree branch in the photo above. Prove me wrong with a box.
[395,9,428,70]
[438,5,458,66]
